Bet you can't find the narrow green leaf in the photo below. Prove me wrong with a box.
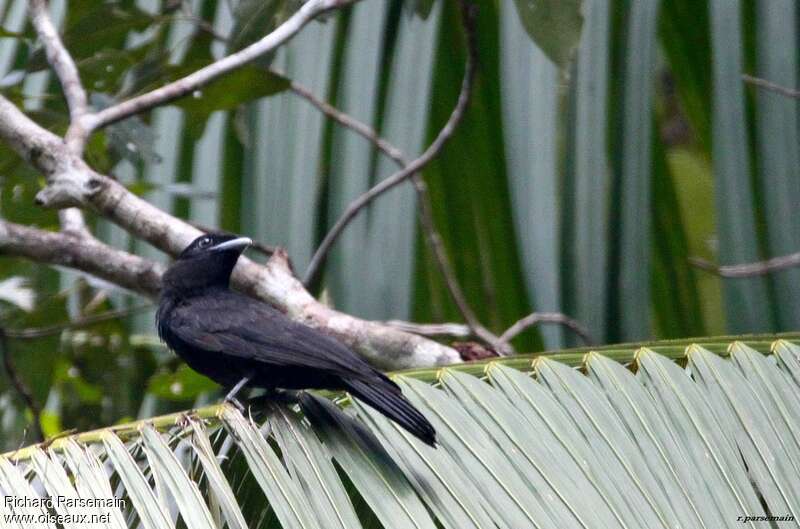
[614,0,660,340]
[688,346,800,516]
[0,457,56,529]
[708,0,773,332]
[774,340,800,388]
[62,441,128,529]
[249,20,336,270]
[221,406,318,529]
[402,375,572,529]
[500,2,563,348]
[487,363,635,529]
[650,129,705,338]
[636,348,763,517]
[417,0,531,344]
[728,344,800,478]
[753,0,800,330]
[140,425,218,529]
[565,0,610,344]
[354,398,496,529]
[300,393,437,529]
[585,354,717,529]
[535,358,676,528]
[101,433,173,529]
[30,449,86,529]
[186,419,248,529]
[270,406,363,529]
[359,2,441,319]
[326,0,390,312]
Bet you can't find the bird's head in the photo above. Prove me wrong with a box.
[161,233,252,296]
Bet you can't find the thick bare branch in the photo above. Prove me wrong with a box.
[0,96,64,171]
[303,0,479,288]
[690,252,800,278]
[0,0,462,369]
[500,312,594,346]
[743,74,800,99]
[0,95,96,208]
[0,220,163,297]
[27,0,94,235]
[0,99,458,368]
[83,0,357,132]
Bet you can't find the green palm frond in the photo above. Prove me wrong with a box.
[2,336,800,529]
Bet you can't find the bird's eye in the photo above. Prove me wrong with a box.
[198,237,212,248]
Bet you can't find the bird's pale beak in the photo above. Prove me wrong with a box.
[211,237,253,252]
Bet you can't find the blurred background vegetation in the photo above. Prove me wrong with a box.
[0,0,797,449]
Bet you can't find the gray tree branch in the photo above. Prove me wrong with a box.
[0,99,459,369]
[0,220,163,297]
[27,0,92,236]
[0,0,463,370]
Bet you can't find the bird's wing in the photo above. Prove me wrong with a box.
[169,293,380,380]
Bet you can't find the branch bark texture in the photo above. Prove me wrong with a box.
[0,102,458,369]
[0,0,461,370]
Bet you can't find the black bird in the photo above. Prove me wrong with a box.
[156,233,437,446]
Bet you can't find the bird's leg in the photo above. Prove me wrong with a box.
[224,376,251,412]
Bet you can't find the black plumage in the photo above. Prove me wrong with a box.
[156,233,436,446]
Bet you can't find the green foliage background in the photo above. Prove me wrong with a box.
[0,0,797,449]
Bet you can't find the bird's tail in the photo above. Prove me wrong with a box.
[345,378,437,447]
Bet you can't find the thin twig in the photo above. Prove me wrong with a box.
[0,327,44,442]
[5,303,152,339]
[83,0,357,132]
[412,177,511,353]
[288,66,510,351]
[0,219,164,297]
[27,0,89,153]
[742,74,800,99]
[303,0,479,288]
[689,252,800,278]
[287,79,406,164]
[500,312,594,346]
